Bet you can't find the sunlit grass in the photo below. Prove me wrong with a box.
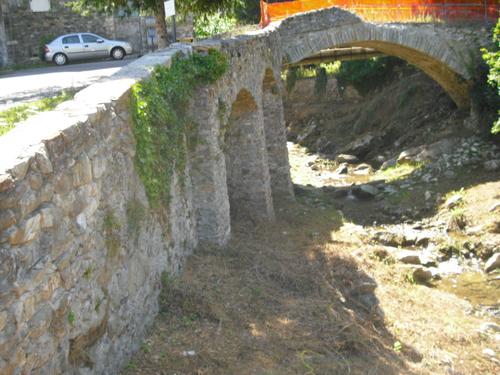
[376,161,425,182]
[0,90,76,137]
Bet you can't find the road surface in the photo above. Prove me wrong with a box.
[0,57,136,110]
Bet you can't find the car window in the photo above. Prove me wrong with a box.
[82,34,99,43]
[62,35,81,44]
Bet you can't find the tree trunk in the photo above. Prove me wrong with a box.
[155,1,168,49]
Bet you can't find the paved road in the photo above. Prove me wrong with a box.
[0,57,137,109]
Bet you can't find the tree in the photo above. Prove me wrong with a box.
[69,0,242,49]
[482,19,500,134]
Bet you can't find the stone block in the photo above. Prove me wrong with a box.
[9,213,42,246]
[0,209,16,231]
[72,154,93,187]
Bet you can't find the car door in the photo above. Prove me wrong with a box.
[81,34,109,59]
[61,34,84,60]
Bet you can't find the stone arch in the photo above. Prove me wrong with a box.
[261,68,294,202]
[224,88,275,222]
[278,7,474,108]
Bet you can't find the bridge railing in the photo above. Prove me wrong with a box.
[259,0,500,27]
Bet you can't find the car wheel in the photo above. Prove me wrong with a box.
[111,47,125,60]
[53,53,67,66]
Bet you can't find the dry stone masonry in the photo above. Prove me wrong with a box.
[0,6,486,374]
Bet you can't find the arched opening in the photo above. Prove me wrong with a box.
[261,68,294,202]
[287,41,470,109]
[223,89,275,222]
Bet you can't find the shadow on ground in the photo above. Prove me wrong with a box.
[123,200,422,375]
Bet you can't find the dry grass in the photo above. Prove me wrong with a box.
[122,195,498,374]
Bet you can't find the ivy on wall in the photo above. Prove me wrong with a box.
[130,49,228,209]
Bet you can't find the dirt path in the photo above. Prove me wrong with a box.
[123,143,500,375]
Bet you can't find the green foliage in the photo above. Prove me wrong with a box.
[83,266,93,280]
[286,67,298,93]
[482,19,500,134]
[130,49,228,210]
[0,90,76,137]
[38,34,55,61]
[126,199,146,243]
[103,211,121,257]
[194,12,238,37]
[336,57,403,95]
[314,67,328,97]
[235,0,260,24]
[68,310,76,325]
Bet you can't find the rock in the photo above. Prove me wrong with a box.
[380,158,397,170]
[372,232,406,247]
[445,194,463,209]
[484,253,500,273]
[412,267,433,283]
[489,202,500,213]
[425,191,432,201]
[334,163,348,175]
[335,154,359,164]
[482,348,496,358]
[479,322,500,334]
[340,134,375,157]
[395,250,422,265]
[353,163,373,175]
[330,189,349,199]
[351,184,379,199]
[484,160,500,171]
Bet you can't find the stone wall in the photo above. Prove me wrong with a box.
[0,33,294,371]
[0,45,199,374]
[0,3,7,66]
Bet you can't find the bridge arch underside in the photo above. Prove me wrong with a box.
[338,41,470,109]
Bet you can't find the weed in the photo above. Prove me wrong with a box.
[103,211,121,258]
[161,271,171,288]
[125,360,137,370]
[393,341,403,353]
[68,310,76,326]
[405,270,416,285]
[126,199,145,243]
[314,67,328,97]
[83,266,93,280]
[387,189,411,205]
[141,343,151,353]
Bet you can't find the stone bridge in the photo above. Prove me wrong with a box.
[0,7,486,374]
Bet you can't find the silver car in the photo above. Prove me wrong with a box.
[44,33,133,65]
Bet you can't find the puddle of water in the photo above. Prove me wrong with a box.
[434,272,500,307]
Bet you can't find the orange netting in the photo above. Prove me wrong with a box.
[260,0,500,27]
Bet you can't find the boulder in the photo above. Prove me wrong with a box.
[395,250,422,265]
[444,194,463,209]
[484,253,500,273]
[351,184,379,199]
[340,133,376,157]
[353,163,373,175]
[380,158,397,170]
[484,159,500,171]
[412,267,433,283]
[335,154,359,164]
[334,163,349,175]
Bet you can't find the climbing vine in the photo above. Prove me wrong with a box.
[130,49,228,209]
